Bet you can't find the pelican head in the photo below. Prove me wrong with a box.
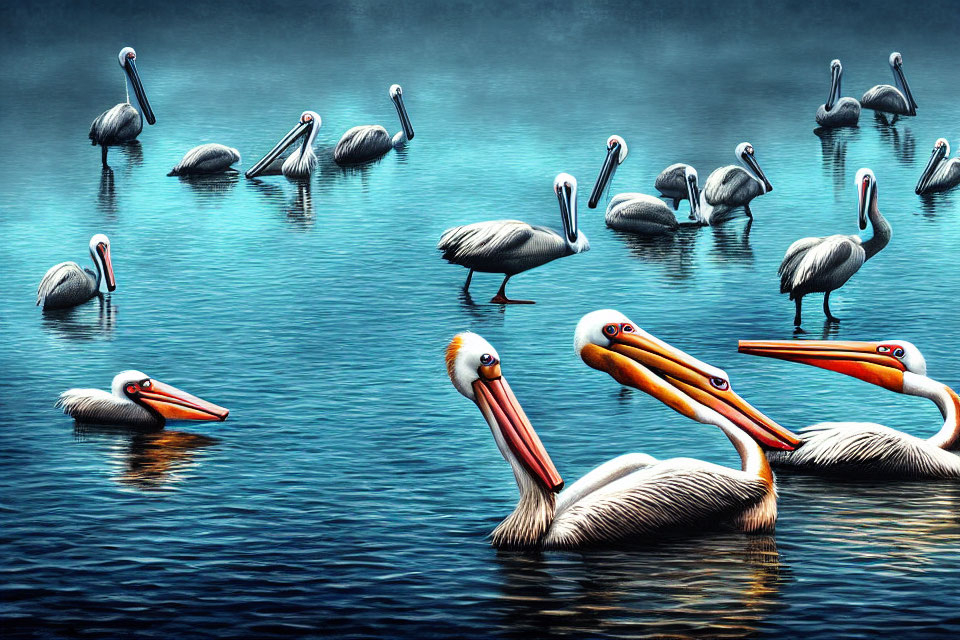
[825,59,843,111]
[736,142,773,193]
[88,233,116,292]
[117,46,155,125]
[588,135,628,209]
[888,51,903,68]
[916,138,950,194]
[113,370,230,421]
[738,339,925,393]
[888,51,917,115]
[446,332,564,493]
[855,168,877,231]
[684,165,701,221]
[389,84,415,142]
[575,310,800,451]
[554,172,583,248]
[245,111,321,179]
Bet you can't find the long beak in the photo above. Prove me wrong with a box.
[894,63,917,115]
[581,336,800,451]
[685,174,701,221]
[557,180,578,243]
[392,93,414,141]
[138,380,230,422]
[588,141,622,209]
[743,151,773,193]
[124,58,155,126]
[916,145,946,194]
[96,243,116,292]
[857,175,872,230]
[825,64,841,111]
[245,121,311,178]
[473,377,563,492]
[738,340,906,392]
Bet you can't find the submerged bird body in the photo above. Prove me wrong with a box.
[37,234,116,310]
[334,85,414,165]
[816,59,860,128]
[860,52,917,117]
[90,47,156,166]
[916,138,960,194]
[168,144,241,176]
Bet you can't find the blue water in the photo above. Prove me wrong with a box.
[2,1,960,637]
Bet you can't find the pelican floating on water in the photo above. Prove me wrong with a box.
[334,85,414,166]
[860,52,917,118]
[89,47,156,167]
[57,371,229,429]
[779,168,891,326]
[37,234,116,310]
[168,144,241,176]
[245,111,320,179]
[916,138,960,195]
[816,59,860,128]
[437,173,588,304]
[738,340,960,478]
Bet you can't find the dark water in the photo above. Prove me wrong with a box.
[2,1,960,637]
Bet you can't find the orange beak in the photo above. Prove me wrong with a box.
[138,380,230,422]
[473,375,564,493]
[582,333,801,451]
[97,242,116,292]
[738,340,905,392]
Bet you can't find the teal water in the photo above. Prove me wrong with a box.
[2,1,960,637]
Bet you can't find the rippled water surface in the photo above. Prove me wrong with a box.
[2,1,960,637]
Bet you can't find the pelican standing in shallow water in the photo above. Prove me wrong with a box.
[168,144,241,176]
[437,173,588,304]
[916,138,960,194]
[245,111,321,179]
[37,234,116,310]
[779,168,891,326]
[700,143,773,225]
[334,85,414,166]
[738,340,960,478]
[89,47,156,167]
[816,59,860,128]
[860,52,917,119]
[588,136,702,235]
[446,329,798,549]
[57,371,229,429]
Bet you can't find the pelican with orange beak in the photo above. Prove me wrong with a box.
[57,371,229,429]
[738,340,960,478]
[574,310,802,534]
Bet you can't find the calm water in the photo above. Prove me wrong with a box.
[2,1,960,637]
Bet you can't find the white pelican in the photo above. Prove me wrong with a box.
[89,47,156,167]
[779,168,891,326]
[333,84,414,166]
[655,162,696,211]
[738,340,960,478]
[168,144,241,176]
[916,138,960,195]
[588,136,703,235]
[245,111,321,179]
[860,52,917,118]
[815,59,860,128]
[446,328,798,549]
[700,143,773,225]
[437,173,588,304]
[57,371,229,429]
[37,234,116,310]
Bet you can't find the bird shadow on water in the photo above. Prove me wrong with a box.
[614,226,702,282]
[248,178,316,229]
[709,220,754,266]
[176,173,239,199]
[814,127,859,195]
[97,167,116,217]
[873,114,915,165]
[917,191,954,218]
[41,295,117,341]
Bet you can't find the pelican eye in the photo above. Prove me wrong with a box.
[479,353,496,366]
[893,348,905,358]
[621,324,635,333]
[126,52,135,60]
[125,384,138,394]
[710,377,729,391]
[603,324,620,337]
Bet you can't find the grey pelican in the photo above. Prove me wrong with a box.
[916,138,960,194]
[333,84,414,166]
[815,59,860,128]
[245,111,321,179]
[655,163,696,211]
[446,328,797,549]
[588,136,702,235]
[37,234,116,310]
[57,371,229,429]
[89,47,156,167]
[437,173,588,304]
[738,340,960,478]
[860,52,917,118]
[168,144,241,176]
[779,168,891,326]
[700,143,773,225]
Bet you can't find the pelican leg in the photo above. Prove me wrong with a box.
[490,275,534,305]
[793,297,803,326]
[823,291,841,323]
[100,145,109,167]
[744,203,754,219]
[672,198,681,211]
[463,269,474,292]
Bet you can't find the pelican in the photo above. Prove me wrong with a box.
[916,138,960,195]
[588,136,702,235]
[779,168,891,326]
[37,234,116,310]
[815,59,860,128]
[245,111,321,179]
[437,173,588,304]
[333,84,414,166]
[655,163,696,210]
[446,328,798,549]
[89,47,156,167]
[860,52,917,118]
[168,144,241,176]
[700,143,773,225]
[57,371,229,429]
[738,340,960,478]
